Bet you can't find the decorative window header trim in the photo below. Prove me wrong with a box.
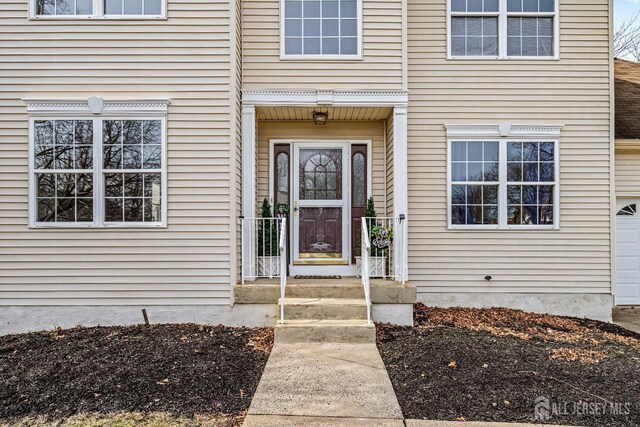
[242,90,408,107]
[444,123,564,139]
[23,98,170,116]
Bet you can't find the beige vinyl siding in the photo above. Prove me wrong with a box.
[242,0,403,90]
[0,0,234,304]
[407,0,612,294]
[615,150,640,198]
[256,121,387,212]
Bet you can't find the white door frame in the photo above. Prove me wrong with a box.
[292,141,351,267]
[269,139,372,276]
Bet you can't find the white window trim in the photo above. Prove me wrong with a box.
[279,0,363,60]
[446,0,560,60]
[29,0,167,20]
[445,123,562,231]
[25,98,169,228]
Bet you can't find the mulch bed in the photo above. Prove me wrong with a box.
[377,304,640,427]
[0,324,273,425]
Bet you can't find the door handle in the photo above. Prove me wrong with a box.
[293,201,299,216]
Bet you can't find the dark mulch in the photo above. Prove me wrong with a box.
[0,324,273,422]
[377,304,640,426]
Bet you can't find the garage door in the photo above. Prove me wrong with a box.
[616,201,640,305]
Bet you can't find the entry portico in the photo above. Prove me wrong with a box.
[241,90,408,281]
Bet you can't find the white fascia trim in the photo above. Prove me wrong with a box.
[444,123,564,139]
[242,90,409,107]
[23,98,170,117]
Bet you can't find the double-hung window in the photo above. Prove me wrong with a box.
[31,0,165,18]
[31,116,166,227]
[449,139,559,229]
[449,0,557,59]
[281,0,362,59]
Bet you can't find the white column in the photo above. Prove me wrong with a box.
[242,105,257,281]
[393,105,409,282]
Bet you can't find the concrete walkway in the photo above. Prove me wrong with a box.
[243,342,404,426]
[613,306,640,334]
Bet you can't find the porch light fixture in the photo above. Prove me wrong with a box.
[313,111,328,125]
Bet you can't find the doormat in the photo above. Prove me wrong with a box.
[294,275,342,280]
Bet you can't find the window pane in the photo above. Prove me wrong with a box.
[507,0,521,11]
[56,0,74,15]
[304,37,321,54]
[323,19,339,36]
[286,0,302,17]
[451,17,498,57]
[340,0,356,17]
[37,0,55,15]
[340,37,357,54]
[105,198,123,221]
[285,38,303,54]
[124,0,143,14]
[105,0,123,14]
[322,0,338,17]
[539,0,554,12]
[468,142,482,161]
[144,0,161,14]
[451,17,466,36]
[452,162,466,181]
[483,0,498,11]
[451,0,465,12]
[322,37,340,54]
[467,0,482,12]
[304,19,320,36]
[286,19,303,36]
[507,17,554,57]
[143,145,162,169]
[522,0,538,12]
[105,173,123,197]
[340,19,357,37]
[304,1,320,17]
[76,0,93,14]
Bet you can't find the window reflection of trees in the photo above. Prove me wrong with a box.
[300,149,342,200]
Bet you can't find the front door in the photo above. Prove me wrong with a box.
[292,143,351,273]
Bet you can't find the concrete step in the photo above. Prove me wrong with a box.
[275,319,375,343]
[286,284,365,299]
[279,298,368,320]
[234,279,416,304]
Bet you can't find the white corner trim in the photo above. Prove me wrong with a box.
[444,123,564,139]
[23,98,170,116]
[242,90,408,107]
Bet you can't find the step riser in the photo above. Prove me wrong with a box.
[285,286,365,299]
[281,304,368,320]
[275,325,375,343]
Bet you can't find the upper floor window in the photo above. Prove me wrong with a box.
[31,0,165,18]
[281,0,362,59]
[449,0,557,59]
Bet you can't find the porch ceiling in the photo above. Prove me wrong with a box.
[256,106,393,122]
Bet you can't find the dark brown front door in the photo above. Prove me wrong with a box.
[293,145,349,264]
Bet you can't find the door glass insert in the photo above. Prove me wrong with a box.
[299,148,342,200]
[299,207,343,258]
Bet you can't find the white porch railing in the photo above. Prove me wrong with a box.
[360,216,407,284]
[361,219,373,325]
[278,218,287,324]
[240,217,287,281]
